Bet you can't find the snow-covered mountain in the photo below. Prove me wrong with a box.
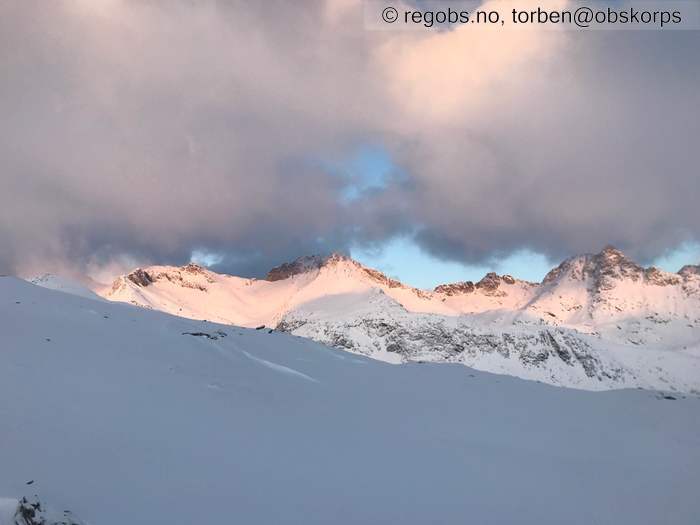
[93,247,700,392]
[2,276,700,525]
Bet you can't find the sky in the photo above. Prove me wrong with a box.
[1,0,699,286]
[352,237,700,289]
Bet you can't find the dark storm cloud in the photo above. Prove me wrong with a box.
[0,0,380,275]
[384,29,700,265]
[1,0,698,277]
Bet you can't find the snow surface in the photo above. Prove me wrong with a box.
[0,499,17,525]
[27,274,104,301]
[2,277,700,524]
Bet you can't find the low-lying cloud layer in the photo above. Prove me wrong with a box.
[1,0,698,277]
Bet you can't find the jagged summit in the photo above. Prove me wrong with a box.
[598,244,626,258]
[116,262,215,293]
[433,281,475,296]
[544,245,631,284]
[433,272,532,297]
[265,252,407,289]
[125,268,153,287]
[542,245,691,290]
[680,264,700,277]
[266,252,352,281]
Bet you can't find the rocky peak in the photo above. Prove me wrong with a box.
[643,266,680,286]
[435,273,523,297]
[181,262,207,274]
[116,263,214,293]
[679,264,700,278]
[590,245,643,290]
[593,245,641,273]
[597,244,626,260]
[476,272,502,292]
[501,274,517,285]
[265,252,408,290]
[542,246,644,290]
[475,272,523,296]
[125,268,153,287]
[266,252,352,281]
[434,281,475,296]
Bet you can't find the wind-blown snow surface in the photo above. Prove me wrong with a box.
[98,248,700,392]
[27,274,104,301]
[2,277,700,524]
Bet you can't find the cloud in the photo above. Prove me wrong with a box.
[379,26,700,264]
[1,0,698,278]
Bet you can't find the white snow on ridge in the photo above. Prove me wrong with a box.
[27,273,104,301]
[1,277,699,525]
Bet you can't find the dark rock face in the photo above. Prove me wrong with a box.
[434,281,475,296]
[501,274,516,285]
[13,495,84,525]
[592,246,644,291]
[542,260,573,284]
[266,255,329,281]
[644,267,681,286]
[182,330,227,340]
[679,265,700,278]
[124,264,214,291]
[476,272,501,292]
[278,314,624,384]
[543,246,661,291]
[182,263,206,274]
[265,252,407,290]
[126,268,153,287]
[434,273,523,297]
[472,272,511,297]
[362,267,403,289]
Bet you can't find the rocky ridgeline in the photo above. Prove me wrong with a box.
[266,252,408,290]
[114,246,699,303]
[433,281,475,296]
[116,263,213,292]
[542,245,695,292]
[265,254,332,281]
[434,272,531,297]
[679,264,700,277]
[278,313,627,388]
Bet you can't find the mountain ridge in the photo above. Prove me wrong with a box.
[29,246,700,392]
[113,245,696,296]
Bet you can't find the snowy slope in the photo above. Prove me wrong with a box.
[28,274,104,301]
[96,247,700,392]
[1,277,700,525]
[280,289,700,392]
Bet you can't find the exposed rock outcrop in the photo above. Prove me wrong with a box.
[434,281,475,296]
